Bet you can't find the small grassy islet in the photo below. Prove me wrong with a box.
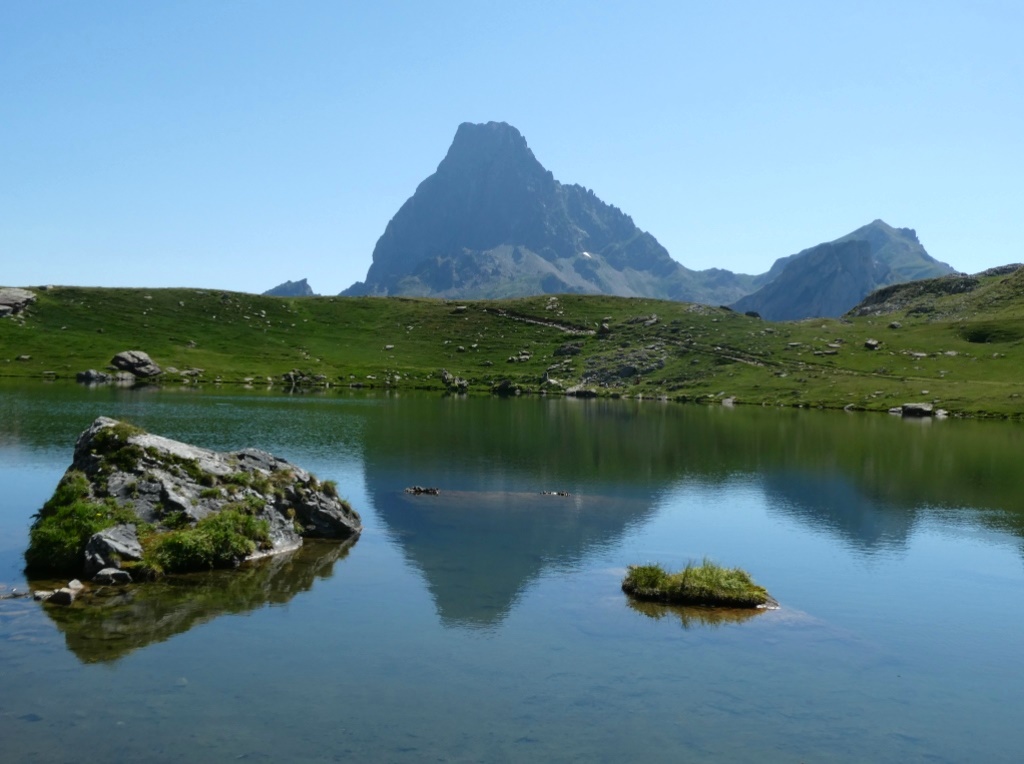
[622,560,772,608]
[22,419,335,578]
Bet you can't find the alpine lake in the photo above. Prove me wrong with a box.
[2,382,1023,763]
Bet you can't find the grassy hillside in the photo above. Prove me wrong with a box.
[2,279,1023,417]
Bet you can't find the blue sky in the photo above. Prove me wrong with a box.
[3,1,1021,294]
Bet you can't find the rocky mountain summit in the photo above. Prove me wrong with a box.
[732,220,955,320]
[263,278,316,297]
[25,417,361,585]
[343,122,756,304]
[339,123,954,318]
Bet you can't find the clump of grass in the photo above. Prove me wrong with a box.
[321,479,339,498]
[143,509,270,573]
[90,422,146,472]
[249,472,272,495]
[622,559,770,608]
[24,470,138,575]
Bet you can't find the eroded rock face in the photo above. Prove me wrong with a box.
[29,417,361,577]
[84,524,143,577]
[0,288,36,318]
[110,350,162,378]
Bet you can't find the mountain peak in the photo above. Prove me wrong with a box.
[450,121,529,156]
[342,121,749,300]
[434,121,548,183]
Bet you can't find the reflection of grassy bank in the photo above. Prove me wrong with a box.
[622,561,771,607]
[626,598,768,629]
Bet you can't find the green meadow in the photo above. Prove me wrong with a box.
[2,271,1024,417]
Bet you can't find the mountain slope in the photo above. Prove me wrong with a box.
[733,220,955,320]
[263,278,316,297]
[343,121,755,303]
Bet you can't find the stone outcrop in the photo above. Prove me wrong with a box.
[111,350,162,378]
[0,287,36,318]
[25,417,361,579]
[84,524,143,577]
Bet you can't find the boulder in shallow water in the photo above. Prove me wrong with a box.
[25,417,362,577]
[93,567,133,585]
[901,402,934,417]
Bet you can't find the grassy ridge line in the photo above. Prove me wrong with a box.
[1,285,1023,416]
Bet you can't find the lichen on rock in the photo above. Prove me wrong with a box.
[25,417,361,578]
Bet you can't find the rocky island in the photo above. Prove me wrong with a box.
[25,417,361,597]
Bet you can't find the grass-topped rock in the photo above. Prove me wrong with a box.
[622,560,774,608]
[25,417,361,579]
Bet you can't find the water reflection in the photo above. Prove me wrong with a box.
[8,384,1024,646]
[371,485,655,629]
[760,471,914,552]
[625,598,769,629]
[39,539,354,664]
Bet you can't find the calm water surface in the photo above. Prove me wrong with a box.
[1,383,1023,762]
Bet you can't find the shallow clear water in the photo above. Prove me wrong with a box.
[2,384,1023,762]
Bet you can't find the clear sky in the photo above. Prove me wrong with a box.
[3,1,1022,294]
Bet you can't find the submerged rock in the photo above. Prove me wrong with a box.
[25,417,361,578]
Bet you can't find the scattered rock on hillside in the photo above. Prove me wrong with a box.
[111,350,162,378]
[440,368,468,393]
[491,379,521,396]
[0,288,36,318]
[554,342,583,357]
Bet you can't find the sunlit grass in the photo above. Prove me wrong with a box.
[622,559,771,608]
[3,280,1024,416]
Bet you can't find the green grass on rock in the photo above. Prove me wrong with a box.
[622,560,771,608]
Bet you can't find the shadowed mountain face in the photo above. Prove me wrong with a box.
[733,220,955,320]
[263,278,316,297]
[343,122,756,304]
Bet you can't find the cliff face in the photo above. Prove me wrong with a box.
[342,122,754,304]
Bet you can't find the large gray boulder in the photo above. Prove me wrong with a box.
[0,287,36,318]
[26,417,361,577]
[111,350,162,378]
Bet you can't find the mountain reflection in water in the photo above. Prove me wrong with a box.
[372,485,655,629]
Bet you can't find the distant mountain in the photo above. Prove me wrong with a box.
[342,121,756,304]
[263,278,316,297]
[732,220,955,320]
